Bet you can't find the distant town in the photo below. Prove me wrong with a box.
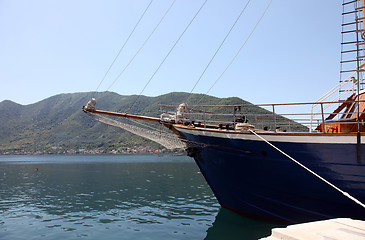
[0,146,184,155]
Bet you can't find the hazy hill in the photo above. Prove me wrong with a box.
[0,92,257,154]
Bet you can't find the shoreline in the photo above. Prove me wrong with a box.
[0,147,184,156]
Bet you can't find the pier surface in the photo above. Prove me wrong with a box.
[261,218,365,240]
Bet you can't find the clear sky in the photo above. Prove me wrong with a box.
[0,0,342,106]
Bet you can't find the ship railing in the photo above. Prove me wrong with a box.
[310,72,358,132]
[160,100,365,133]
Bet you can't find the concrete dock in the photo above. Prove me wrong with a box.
[261,218,365,240]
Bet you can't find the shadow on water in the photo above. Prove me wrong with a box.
[205,208,286,240]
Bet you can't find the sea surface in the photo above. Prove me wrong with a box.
[0,155,284,240]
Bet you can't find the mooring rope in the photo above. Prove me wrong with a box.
[248,129,365,209]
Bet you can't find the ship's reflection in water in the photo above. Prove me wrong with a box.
[205,208,285,240]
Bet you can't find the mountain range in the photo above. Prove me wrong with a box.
[0,92,261,154]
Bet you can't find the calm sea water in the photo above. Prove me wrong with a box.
[0,155,283,240]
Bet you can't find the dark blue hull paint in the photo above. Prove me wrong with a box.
[180,131,365,223]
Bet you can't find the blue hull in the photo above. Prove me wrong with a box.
[178,129,365,223]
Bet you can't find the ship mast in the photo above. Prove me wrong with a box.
[356,0,365,95]
[341,0,365,96]
[354,0,365,163]
[340,0,365,162]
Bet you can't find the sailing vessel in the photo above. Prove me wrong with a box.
[83,1,365,223]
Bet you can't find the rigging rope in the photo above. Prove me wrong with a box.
[128,0,209,112]
[186,0,251,104]
[95,0,153,92]
[196,0,273,105]
[106,0,177,92]
[248,129,365,210]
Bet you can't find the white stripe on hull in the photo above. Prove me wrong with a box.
[175,126,365,144]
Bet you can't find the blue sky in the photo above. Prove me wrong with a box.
[0,0,342,106]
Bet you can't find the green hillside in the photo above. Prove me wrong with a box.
[0,92,245,154]
[0,92,304,154]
